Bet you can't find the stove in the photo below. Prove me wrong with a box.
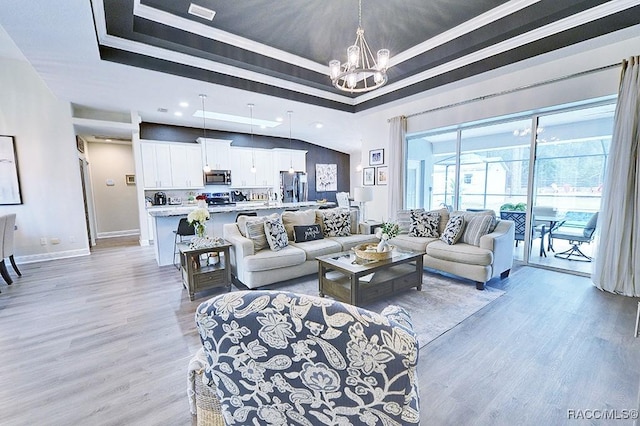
[203,192,236,206]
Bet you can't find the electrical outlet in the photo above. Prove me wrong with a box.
[40,237,47,245]
[51,238,60,245]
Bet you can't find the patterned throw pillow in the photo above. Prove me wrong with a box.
[409,210,440,237]
[462,215,494,246]
[321,210,351,237]
[439,215,465,245]
[264,217,289,251]
[396,208,425,234]
[245,220,269,251]
[293,224,324,242]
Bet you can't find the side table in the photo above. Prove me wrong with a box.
[178,241,232,301]
[359,221,383,235]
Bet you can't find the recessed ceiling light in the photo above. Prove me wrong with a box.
[174,111,183,117]
[193,110,282,128]
[188,3,216,21]
[275,117,283,122]
[314,122,324,129]
[179,102,189,108]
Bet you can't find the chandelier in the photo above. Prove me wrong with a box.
[329,0,390,93]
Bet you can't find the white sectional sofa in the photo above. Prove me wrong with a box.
[224,207,515,291]
[389,208,515,290]
[223,208,378,289]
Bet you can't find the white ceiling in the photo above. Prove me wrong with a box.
[1,0,639,154]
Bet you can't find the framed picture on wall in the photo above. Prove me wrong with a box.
[0,136,23,205]
[369,149,384,166]
[376,166,388,185]
[363,167,375,186]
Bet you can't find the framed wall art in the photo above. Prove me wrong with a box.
[369,149,384,166]
[376,166,388,185]
[315,163,337,191]
[0,136,23,205]
[363,167,375,186]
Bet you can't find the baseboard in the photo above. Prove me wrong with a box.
[96,229,140,239]
[16,248,91,264]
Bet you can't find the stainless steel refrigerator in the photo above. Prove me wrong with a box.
[280,171,308,203]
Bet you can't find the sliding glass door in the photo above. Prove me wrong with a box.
[405,99,615,275]
[528,104,613,272]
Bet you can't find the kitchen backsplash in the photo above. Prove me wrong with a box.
[144,186,272,206]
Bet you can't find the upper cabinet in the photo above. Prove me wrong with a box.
[198,138,232,170]
[272,148,307,173]
[170,144,203,188]
[229,147,273,187]
[140,140,203,189]
[141,142,173,188]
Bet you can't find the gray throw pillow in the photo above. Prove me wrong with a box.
[461,214,493,246]
[440,215,465,245]
[245,220,269,251]
[264,217,289,251]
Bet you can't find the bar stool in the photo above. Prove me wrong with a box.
[173,218,195,270]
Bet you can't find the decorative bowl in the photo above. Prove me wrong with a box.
[353,243,395,261]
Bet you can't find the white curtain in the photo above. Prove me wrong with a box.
[592,56,640,296]
[387,116,407,220]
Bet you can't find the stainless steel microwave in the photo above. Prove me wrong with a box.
[204,170,231,185]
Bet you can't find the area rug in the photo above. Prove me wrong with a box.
[255,272,506,348]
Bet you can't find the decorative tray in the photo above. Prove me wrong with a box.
[353,243,394,261]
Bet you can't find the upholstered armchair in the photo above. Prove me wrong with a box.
[193,290,420,425]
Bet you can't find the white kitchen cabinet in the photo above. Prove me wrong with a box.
[141,140,203,189]
[198,138,232,170]
[229,147,273,187]
[272,148,307,173]
[141,142,173,188]
[170,144,203,188]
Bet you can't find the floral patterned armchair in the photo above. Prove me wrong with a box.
[195,290,420,425]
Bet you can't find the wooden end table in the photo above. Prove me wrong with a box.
[178,241,232,301]
[317,249,423,306]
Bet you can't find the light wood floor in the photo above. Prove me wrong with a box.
[0,237,638,425]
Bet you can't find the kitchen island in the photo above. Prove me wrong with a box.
[148,201,335,266]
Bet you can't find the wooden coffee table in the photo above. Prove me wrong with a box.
[317,249,423,306]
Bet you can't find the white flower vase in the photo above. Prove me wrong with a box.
[197,199,207,209]
[376,239,389,253]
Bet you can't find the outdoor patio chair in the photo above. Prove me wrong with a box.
[499,210,547,256]
[552,212,598,262]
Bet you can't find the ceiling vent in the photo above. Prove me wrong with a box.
[157,107,168,113]
[188,3,216,21]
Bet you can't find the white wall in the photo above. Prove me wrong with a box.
[0,56,90,262]
[85,142,139,237]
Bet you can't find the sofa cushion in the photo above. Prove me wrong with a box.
[293,224,323,243]
[244,245,306,272]
[245,220,269,251]
[389,234,436,253]
[426,240,493,266]
[396,208,424,234]
[264,217,289,251]
[282,209,317,240]
[290,238,342,260]
[440,215,465,245]
[320,210,351,237]
[461,214,494,246]
[236,213,279,237]
[409,210,440,237]
[330,234,379,251]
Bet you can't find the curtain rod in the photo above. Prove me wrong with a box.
[387,62,621,122]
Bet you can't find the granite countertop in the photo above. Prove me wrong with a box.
[147,201,335,217]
